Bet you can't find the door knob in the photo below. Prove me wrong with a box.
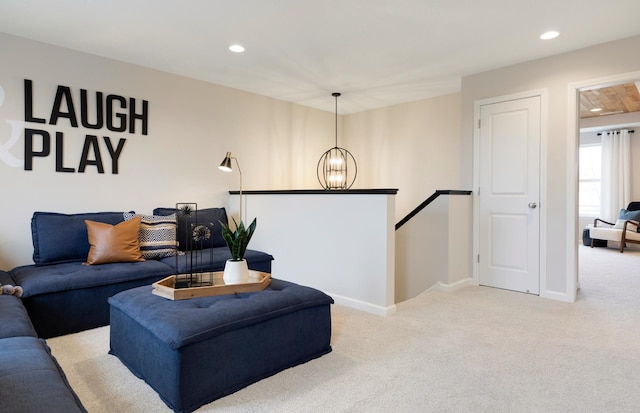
[528,202,537,209]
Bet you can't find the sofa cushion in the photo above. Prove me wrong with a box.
[589,225,640,242]
[0,296,37,339]
[123,212,177,259]
[0,336,87,412]
[153,207,228,251]
[31,211,129,265]
[84,218,145,265]
[11,260,175,298]
[0,270,16,286]
[0,271,37,339]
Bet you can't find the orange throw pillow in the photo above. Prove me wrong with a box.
[84,217,145,265]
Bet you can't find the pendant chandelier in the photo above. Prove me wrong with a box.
[317,92,357,190]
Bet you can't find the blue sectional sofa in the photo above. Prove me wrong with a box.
[9,208,274,338]
[0,207,273,411]
[0,270,87,413]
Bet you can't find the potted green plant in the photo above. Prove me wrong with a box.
[220,217,257,283]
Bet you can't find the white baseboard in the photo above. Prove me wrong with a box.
[396,278,473,309]
[427,277,473,293]
[540,289,575,302]
[328,278,472,315]
[327,292,397,316]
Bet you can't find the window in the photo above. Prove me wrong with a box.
[579,144,601,217]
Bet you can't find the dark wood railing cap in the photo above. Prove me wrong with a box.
[229,189,398,195]
[395,190,472,230]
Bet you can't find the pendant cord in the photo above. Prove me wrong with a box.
[333,92,341,147]
[335,94,338,147]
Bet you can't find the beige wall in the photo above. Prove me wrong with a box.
[0,33,334,268]
[0,33,463,271]
[344,94,468,300]
[4,27,640,300]
[344,93,463,220]
[461,35,640,295]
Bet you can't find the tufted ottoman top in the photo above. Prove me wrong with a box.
[109,278,333,350]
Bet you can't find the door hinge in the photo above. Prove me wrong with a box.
[477,254,480,263]
[478,119,481,128]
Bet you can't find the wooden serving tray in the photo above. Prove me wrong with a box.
[152,271,271,300]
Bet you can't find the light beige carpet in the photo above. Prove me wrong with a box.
[48,245,640,412]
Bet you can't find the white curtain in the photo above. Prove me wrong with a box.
[600,129,632,222]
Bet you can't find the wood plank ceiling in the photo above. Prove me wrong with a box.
[580,82,640,119]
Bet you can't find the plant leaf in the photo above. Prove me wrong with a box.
[219,217,257,260]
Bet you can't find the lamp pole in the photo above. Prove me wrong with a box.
[234,157,243,224]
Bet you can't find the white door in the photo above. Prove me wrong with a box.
[478,96,540,294]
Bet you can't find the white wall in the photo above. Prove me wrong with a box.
[240,192,397,315]
[461,35,640,296]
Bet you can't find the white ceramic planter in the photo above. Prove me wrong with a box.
[222,259,249,284]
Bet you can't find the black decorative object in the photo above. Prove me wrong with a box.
[174,203,214,288]
[317,92,357,190]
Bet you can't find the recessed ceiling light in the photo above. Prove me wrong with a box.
[229,44,245,53]
[590,108,603,112]
[540,31,560,40]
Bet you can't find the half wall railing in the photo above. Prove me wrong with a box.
[395,190,472,230]
[395,189,473,303]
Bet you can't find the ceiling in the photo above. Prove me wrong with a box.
[580,83,640,119]
[1,0,640,114]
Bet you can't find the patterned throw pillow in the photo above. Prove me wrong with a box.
[123,212,177,259]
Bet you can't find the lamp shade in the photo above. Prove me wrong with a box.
[218,152,233,172]
[317,147,357,189]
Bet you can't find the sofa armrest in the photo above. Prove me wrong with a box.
[593,218,615,227]
[623,219,639,232]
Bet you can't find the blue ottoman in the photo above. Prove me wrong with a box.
[108,279,333,413]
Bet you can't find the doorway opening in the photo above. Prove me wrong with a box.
[569,72,640,295]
